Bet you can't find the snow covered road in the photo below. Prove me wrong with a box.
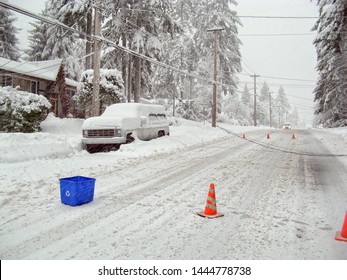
[1,127,347,259]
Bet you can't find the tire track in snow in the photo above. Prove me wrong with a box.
[24,136,267,259]
[0,133,264,259]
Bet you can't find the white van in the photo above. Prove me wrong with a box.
[282,123,291,130]
[82,103,169,152]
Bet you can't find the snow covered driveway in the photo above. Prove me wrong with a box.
[0,127,346,259]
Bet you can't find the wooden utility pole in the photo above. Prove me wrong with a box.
[250,74,260,126]
[207,27,224,128]
[92,0,101,116]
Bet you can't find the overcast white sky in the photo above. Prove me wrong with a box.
[236,0,319,124]
[9,0,319,124]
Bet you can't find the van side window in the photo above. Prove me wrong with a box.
[157,114,167,121]
[149,114,158,123]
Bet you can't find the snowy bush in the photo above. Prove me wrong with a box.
[0,86,51,132]
[169,117,181,126]
[75,69,125,114]
[175,99,208,121]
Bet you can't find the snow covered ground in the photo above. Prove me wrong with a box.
[0,116,346,260]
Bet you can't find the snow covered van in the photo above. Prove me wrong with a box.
[82,103,169,152]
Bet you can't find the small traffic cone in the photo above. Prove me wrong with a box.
[197,183,224,219]
[335,211,347,242]
[292,133,296,140]
[267,133,270,139]
[242,133,246,139]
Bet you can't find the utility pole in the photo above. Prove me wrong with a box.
[92,0,101,116]
[269,91,272,127]
[250,74,260,126]
[207,26,224,128]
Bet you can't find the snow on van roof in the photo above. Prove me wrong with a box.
[102,103,165,117]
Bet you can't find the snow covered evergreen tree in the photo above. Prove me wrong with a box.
[312,0,347,127]
[274,86,291,127]
[0,6,20,61]
[152,0,195,102]
[153,0,242,121]
[75,69,125,115]
[193,0,241,96]
[240,84,252,125]
[241,84,251,107]
[26,3,51,61]
[258,82,270,126]
[102,0,180,103]
[290,107,300,127]
[26,0,89,80]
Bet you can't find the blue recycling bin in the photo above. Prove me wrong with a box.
[59,176,96,206]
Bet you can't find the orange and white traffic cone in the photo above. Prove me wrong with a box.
[335,211,347,242]
[197,183,224,219]
[267,133,270,139]
[292,133,296,140]
[242,133,246,139]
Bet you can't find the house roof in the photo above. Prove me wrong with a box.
[0,57,79,87]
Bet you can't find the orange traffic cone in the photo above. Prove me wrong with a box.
[197,183,224,219]
[292,133,296,140]
[267,133,270,139]
[335,211,347,242]
[242,133,246,139]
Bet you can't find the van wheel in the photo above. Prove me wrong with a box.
[126,133,135,143]
[158,131,165,137]
[86,144,99,153]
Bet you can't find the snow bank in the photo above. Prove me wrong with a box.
[311,127,347,165]
[0,115,262,163]
[0,114,83,163]
[118,119,229,156]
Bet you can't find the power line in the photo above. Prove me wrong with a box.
[0,1,231,90]
[240,80,315,89]
[239,33,316,37]
[260,75,316,83]
[217,125,346,157]
[1,1,319,108]
[238,15,318,19]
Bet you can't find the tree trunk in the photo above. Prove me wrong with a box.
[121,35,127,100]
[85,9,92,70]
[189,75,193,100]
[134,55,141,103]
[127,54,132,103]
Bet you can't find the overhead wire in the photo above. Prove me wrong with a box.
[0,1,317,111]
[239,33,316,37]
[0,2,230,89]
[238,15,318,19]
[217,125,346,157]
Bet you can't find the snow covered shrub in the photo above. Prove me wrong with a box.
[169,117,181,126]
[175,99,207,121]
[217,112,229,123]
[75,69,125,114]
[0,86,51,132]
